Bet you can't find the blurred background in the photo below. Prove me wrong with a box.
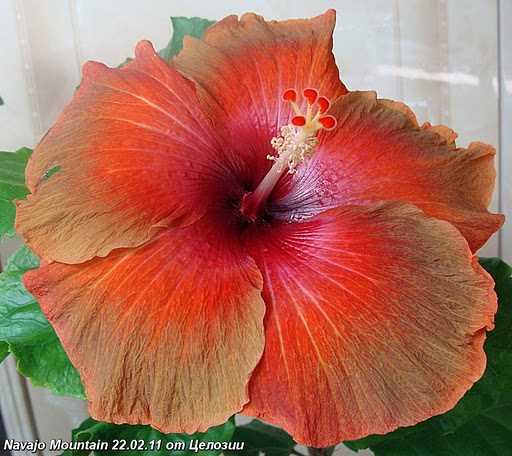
[0,1,510,455]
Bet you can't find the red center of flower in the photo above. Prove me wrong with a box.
[240,88,337,221]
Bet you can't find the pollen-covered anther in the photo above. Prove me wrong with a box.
[268,89,336,174]
[268,125,319,174]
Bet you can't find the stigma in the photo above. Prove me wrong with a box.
[268,88,337,174]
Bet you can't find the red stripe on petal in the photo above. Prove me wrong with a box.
[25,212,265,433]
[242,202,496,447]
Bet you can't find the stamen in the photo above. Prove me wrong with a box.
[240,88,337,221]
[268,125,319,175]
[268,88,337,174]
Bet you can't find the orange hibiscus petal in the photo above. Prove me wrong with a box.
[241,202,496,447]
[270,91,504,252]
[16,41,244,264]
[24,212,265,433]
[173,10,347,187]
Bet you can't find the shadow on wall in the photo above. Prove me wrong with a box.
[1,407,13,456]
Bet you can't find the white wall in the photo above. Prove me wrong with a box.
[0,1,510,455]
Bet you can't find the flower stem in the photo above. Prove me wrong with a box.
[307,447,331,456]
[291,450,307,456]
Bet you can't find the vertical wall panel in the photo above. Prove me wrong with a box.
[334,0,401,99]
[445,0,499,146]
[0,358,40,456]
[0,0,38,150]
[445,0,500,257]
[395,0,447,124]
[21,0,82,136]
[499,0,512,263]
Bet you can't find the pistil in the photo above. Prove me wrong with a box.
[240,88,336,221]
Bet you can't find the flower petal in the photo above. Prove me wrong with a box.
[241,202,496,447]
[270,91,504,252]
[24,213,265,433]
[173,10,347,187]
[16,41,242,264]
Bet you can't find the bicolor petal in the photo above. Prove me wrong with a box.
[173,10,347,188]
[242,202,496,446]
[13,9,503,447]
[270,91,504,252]
[16,41,245,264]
[24,212,265,433]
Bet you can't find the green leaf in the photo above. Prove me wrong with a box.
[224,419,296,456]
[60,416,235,456]
[0,245,85,397]
[0,341,8,363]
[345,258,512,455]
[0,147,32,240]
[0,96,4,105]
[158,16,216,61]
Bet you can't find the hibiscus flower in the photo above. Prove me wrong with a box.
[15,10,504,448]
